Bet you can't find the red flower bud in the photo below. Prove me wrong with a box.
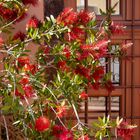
[19,76,29,85]
[27,16,40,28]
[110,22,126,35]
[79,91,88,100]
[13,31,26,41]
[117,121,137,139]
[57,8,78,26]
[63,47,71,59]
[35,116,50,132]
[78,10,95,25]
[18,57,30,66]
[56,105,67,118]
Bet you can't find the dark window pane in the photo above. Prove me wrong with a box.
[44,0,64,17]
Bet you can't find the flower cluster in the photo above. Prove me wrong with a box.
[52,125,73,140]
[0,1,136,140]
[117,121,137,139]
[26,16,40,29]
[57,8,94,42]
[0,4,18,21]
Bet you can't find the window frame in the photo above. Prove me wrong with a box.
[76,0,126,21]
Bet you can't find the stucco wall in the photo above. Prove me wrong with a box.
[15,0,44,33]
[13,1,44,61]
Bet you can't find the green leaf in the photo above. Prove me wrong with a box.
[50,15,56,24]
[99,9,106,15]
[57,72,61,82]
[1,105,11,111]
[13,120,21,125]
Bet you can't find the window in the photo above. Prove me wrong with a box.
[79,96,120,125]
[77,0,120,15]
[99,45,120,85]
[109,45,120,85]
[111,0,120,15]
[44,0,120,17]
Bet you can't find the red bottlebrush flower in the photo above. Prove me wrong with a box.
[15,89,24,99]
[0,4,27,22]
[35,116,50,132]
[121,42,133,52]
[27,16,40,28]
[57,60,66,68]
[0,37,4,46]
[117,121,137,139]
[56,105,67,118]
[15,85,35,99]
[23,85,34,98]
[89,40,110,59]
[76,51,89,61]
[19,76,29,85]
[44,46,50,55]
[79,91,88,100]
[0,5,18,21]
[23,64,31,71]
[92,66,104,82]
[104,80,115,93]
[52,125,66,137]
[23,63,37,75]
[57,8,78,26]
[53,125,73,140]
[78,135,90,140]
[78,10,95,25]
[92,71,100,82]
[22,0,39,6]
[13,31,26,41]
[80,44,94,52]
[28,123,33,129]
[63,47,71,59]
[75,66,91,79]
[59,130,73,140]
[110,22,126,35]
[28,64,37,74]
[94,40,109,49]
[66,27,85,42]
[57,60,69,71]
[18,57,30,66]
[92,82,100,90]
[31,64,37,74]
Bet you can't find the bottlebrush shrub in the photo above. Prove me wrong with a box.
[0,0,137,140]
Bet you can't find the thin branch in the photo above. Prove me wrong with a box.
[50,106,67,129]
[1,111,9,140]
[0,16,20,30]
[24,97,35,122]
